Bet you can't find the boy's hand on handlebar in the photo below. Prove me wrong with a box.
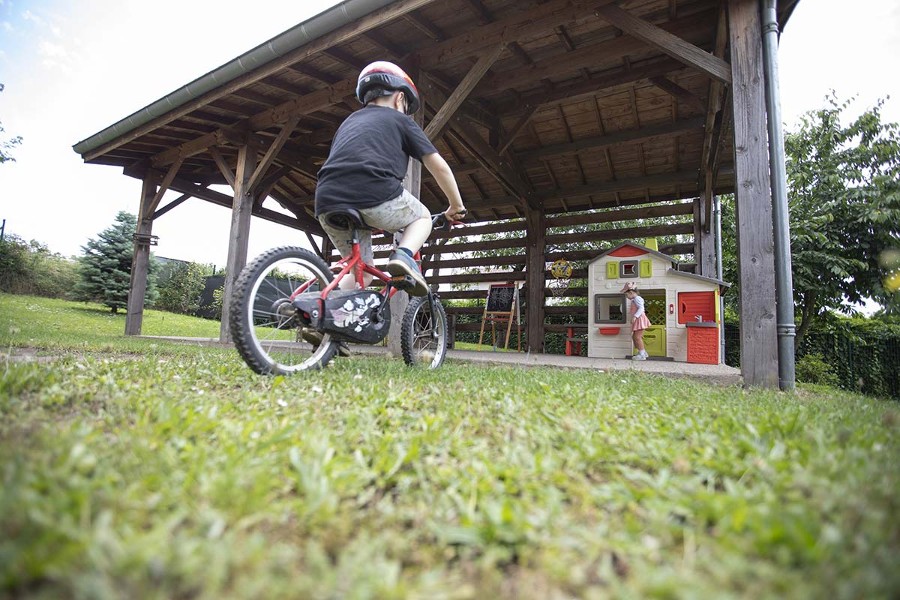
[444,206,467,221]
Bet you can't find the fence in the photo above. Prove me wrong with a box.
[724,324,899,400]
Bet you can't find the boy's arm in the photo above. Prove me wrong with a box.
[422,152,467,219]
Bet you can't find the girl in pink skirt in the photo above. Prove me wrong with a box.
[621,282,651,360]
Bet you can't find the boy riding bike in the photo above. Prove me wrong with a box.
[314,61,467,296]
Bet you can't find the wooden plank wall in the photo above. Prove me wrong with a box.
[338,200,697,348]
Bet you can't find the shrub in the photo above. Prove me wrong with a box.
[795,352,840,388]
[0,234,78,298]
[154,262,206,315]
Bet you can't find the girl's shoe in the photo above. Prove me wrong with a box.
[632,353,646,361]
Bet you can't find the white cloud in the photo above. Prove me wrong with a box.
[20,9,44,26]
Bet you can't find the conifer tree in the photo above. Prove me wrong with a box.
[75,212,155,313]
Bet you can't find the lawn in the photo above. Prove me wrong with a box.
[1,294,898,599]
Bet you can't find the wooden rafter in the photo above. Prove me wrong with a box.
[423,43,506,139]
[595,4,732,84]
[83,0,439,162]
[208,146,235,188]
[246,115,301,191]
[148,156,184,214]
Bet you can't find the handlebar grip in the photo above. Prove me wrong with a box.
[432,214,449,230]
[432,210,467,231]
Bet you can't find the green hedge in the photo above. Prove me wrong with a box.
[725,320,900,400]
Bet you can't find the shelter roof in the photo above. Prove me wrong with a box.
[74,0,801,233]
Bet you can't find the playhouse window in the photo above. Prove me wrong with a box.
[594,294,626,324]
[619,260,638,278]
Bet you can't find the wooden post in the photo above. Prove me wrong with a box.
[125,173,159,335]
[220,143,257,342]
[388,62,423,356]
[694,192,717,277]
[728,0,778,388]
[524,204,546,352]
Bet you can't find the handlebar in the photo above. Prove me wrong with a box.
[432,209,467,231]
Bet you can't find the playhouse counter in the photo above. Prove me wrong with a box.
[685,321,720,364]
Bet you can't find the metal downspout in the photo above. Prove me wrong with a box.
[761,0,796,391]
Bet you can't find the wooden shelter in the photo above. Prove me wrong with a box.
[73,0,800,388]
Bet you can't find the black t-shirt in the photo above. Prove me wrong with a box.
[314,105,438,217]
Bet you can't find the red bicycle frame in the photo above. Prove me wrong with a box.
[288,231,422,302]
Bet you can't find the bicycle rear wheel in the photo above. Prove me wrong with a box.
[400,295,448,369]
[230,246,338,375]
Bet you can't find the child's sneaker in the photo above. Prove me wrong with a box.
[632,352,646,361]
[386,251,428,296]
[640,350,649,359]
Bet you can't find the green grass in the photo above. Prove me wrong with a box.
[1,293,899,599]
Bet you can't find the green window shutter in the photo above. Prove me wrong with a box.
[639,259,652,278]
[606,261,618,279]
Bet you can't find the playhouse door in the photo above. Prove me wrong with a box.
[641,325,666,357]
[639,291,666,357]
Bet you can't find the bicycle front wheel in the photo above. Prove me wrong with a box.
[230,246,337,375]
[400,295,448,369]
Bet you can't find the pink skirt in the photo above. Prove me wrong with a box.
[632,314,651,332]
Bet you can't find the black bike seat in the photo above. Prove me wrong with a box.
[321,209,370,231]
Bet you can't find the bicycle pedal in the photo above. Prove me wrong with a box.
[390,275,415,289]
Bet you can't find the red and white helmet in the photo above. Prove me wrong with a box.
[356,61,421,115]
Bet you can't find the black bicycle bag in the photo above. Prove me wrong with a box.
[293,289,391,344]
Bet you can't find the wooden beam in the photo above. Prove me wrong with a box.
[415,0,615,68]
[209,147,235,188]
[246,115,301,191]
[125,174,158,336]
[167,177,322,232]
[421,221,692,255]
[699,1,729,214]
[448,117,538,208]
[595,4,732,84]
[498,57,686,114]
[536,169,699,202]
[221,144,257,342]
[150,79,354,168]
[254,165,293,204]
[152,193,191,220]
[520,116,705,162]
[728,0,778,388]
[649,76,706,112]
[424,42,506,139]
[524,204,546,353]
[148,157,184,214]
[498,105,538,154]
[480,10,715,96]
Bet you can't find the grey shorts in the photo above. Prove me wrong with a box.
[319,189,430,263]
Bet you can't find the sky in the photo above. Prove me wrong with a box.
[2,0,899,271]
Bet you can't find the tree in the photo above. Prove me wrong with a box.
[719,96,900,341]
[75,212,155,313]
[0,84,23,164]
[785,95,900,341]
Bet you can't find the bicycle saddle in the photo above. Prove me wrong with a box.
[321,209,370,231]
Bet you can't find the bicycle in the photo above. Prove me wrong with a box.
[230,209,462,375]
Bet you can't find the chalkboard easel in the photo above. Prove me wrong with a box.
[478,283,521,351]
